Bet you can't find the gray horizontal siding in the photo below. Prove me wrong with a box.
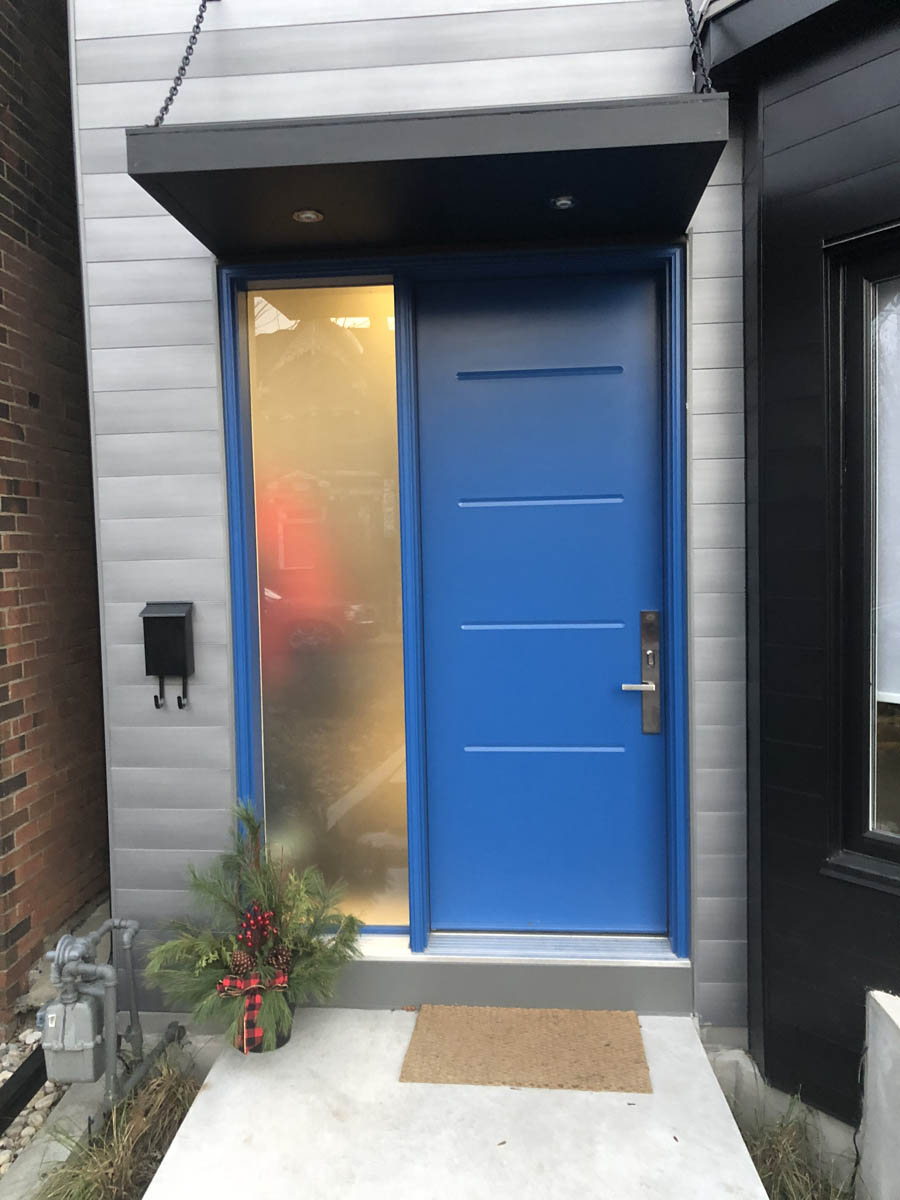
[70,0,747,1030]
[687,127,748,1030]
[96,474,225,517]
[74,0,660,39]
[76,3,689,83]
[76,49,692,129]
[93,391,222,435]
[113,807,233,851]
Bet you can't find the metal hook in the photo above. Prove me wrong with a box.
[176,677,188,709]
[153,677,165,709]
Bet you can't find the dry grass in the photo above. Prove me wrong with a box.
[37,1050,199,1200]
[744,1101,852,1200]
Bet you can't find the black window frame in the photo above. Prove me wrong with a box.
[826,227,900,885]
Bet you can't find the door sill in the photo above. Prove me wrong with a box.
[424,932,678,962]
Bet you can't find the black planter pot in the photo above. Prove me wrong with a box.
[240,1005,295,1054]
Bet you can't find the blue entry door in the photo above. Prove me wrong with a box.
[416,270,668,933]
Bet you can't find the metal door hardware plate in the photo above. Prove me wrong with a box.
[621,610,661,733]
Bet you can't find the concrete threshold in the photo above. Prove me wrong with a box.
[144,1008,766,1199]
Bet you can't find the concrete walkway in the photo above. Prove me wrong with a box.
[145,1008,766,1199]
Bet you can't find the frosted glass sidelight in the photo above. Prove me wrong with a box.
[247,285,409,924]
[874,276,900,837]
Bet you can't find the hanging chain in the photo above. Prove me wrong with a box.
[151,0,209,127]
[684,0,714,94]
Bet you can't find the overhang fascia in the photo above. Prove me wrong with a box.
[126,92,729,258]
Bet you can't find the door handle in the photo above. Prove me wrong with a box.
[621,611,661,734]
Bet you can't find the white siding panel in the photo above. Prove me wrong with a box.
[694,725,747,771]
[695,896,747,943]
[695,810,747,856]
[102,559,229,605]
[113,807,233,852]
[74,0,659,40]
[109,726,232,770]
[695,982,747,1027]
[99,516,226,561]
[694,939,748,982]
[691,458,745,504]
[694,681,746,727]
[692,550,746,595]
[691,279,743,327]
[83,173,165,218]
[80,128,127,174]
[87,260,215,306]
[107,643,229,687]
[93,390,221,435]
[692,322,743,371]
[77,50,692,129]
[108,685,230,727]
[97,473,225,518]
[694,854,747,899]
[110,767,234,809]
[693,637,746,682]
[113,848,223,890]
[692,593,745,639]
[92,345,218,393]
[692,367,744,413]
[691,503,745,549]
[90,302,217,349]
[692,413,745,460]
[691,231,742,279]
[76,4,688,83]
[689,184,742,234]
[84,217,209,262]
[694,768,747,813]
[95,431,222,477]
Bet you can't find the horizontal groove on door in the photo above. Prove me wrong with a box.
[456,365,623,380]
[425,933,678,961]
[461,620,624,630]
[458,494,623,507]
[463,745,626,753]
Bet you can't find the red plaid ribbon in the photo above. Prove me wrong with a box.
[216,971,288,1054]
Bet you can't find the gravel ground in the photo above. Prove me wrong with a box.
[0,1027,67,1179]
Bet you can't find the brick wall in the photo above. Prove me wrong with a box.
[0,0,107,1030]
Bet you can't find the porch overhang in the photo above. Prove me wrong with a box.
[125,93,729,258]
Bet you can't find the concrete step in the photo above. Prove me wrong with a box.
[145,1007,765,1199]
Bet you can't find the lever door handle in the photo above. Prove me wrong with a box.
[621,681,656,693]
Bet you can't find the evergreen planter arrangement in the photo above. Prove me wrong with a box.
[146,806,360,1054]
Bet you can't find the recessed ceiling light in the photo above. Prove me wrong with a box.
[292,209,324,224]
[550,195,576,211]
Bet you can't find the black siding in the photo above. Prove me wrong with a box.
[747,16,900,1122]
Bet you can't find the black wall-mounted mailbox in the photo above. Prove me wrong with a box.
[139,602,194,710]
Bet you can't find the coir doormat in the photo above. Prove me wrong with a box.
[399,1004,652,1093]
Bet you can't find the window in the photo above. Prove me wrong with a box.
[830,231,900,872]
[246,284,409,927]
[873,276,900,839]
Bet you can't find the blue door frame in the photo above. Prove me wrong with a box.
[218,246,690,958]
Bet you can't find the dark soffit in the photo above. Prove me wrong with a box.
[701,0,899,88]
[126,93,728,258]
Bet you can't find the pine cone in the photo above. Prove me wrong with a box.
[267,945,292,973]
[230,948,254,977]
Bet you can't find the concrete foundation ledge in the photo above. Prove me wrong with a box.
[858,990,900,1200]
[331,955,693,1013]
[706,1047,858,1192]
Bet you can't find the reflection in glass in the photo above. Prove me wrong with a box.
[874,276,900,837]
[247,285,408,924]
